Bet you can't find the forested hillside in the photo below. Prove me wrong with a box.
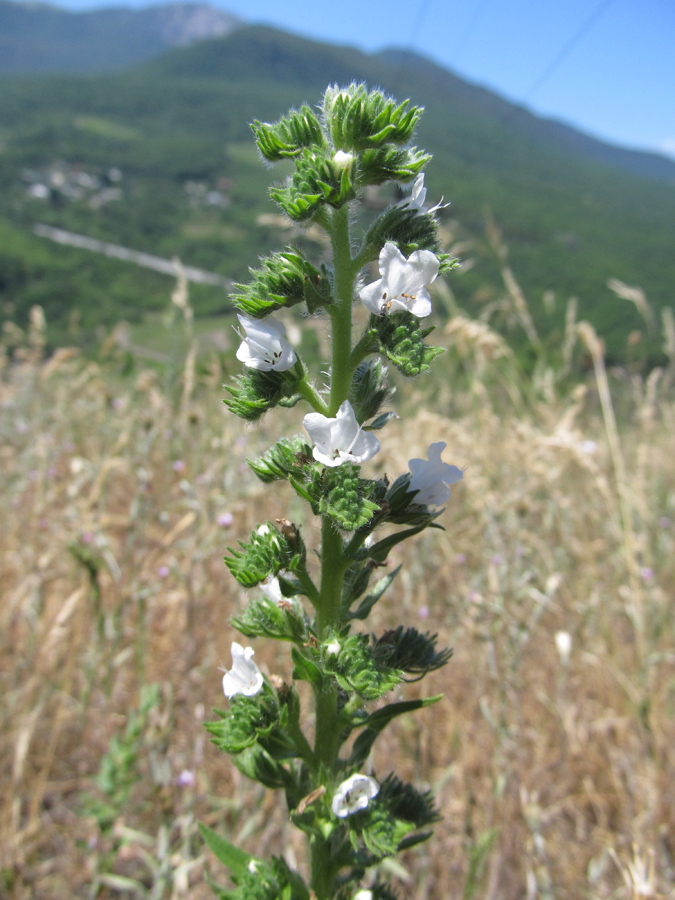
[1,25,674,362]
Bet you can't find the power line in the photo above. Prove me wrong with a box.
[450,0,495,62]
[522,0,619,102]
[407,0,435,48]
[452,0,622,174]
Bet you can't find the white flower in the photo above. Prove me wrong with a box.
[235,314,297,372]
[260,575,284,605]
[555,631,572,664]
[408,442,463,507]
[325,639,341,658]
[303,400,380,468]
[401,173,447,214]
[353,892,373,900]
[333,150,354,169]
[221,642,264,699]
[359,242,440,319]
[332,773,379,818]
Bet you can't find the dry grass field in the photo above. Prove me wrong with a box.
[1,284,675,899]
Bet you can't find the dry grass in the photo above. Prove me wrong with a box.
[1,301,675,900]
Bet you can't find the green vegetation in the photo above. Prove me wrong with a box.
[1,25,674,363]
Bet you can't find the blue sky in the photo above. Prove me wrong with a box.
[54,0,674,158]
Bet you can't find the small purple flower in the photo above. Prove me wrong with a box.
[490,554,504,567]
[175,769,195,788]
[158,565,170,578]
[640,567,654,582]
[455,553,467,565]
[81,532,95,544]
[418,605,429,620]
[217,512,234,528]
[38,518,49,530]
[172,460,185,473]
[659,516,671,529]
[46,467,58,479]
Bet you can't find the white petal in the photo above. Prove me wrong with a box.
[331,774,379,818]
[235,314,296,371]
[408,443,463,507]
[304,401,379,467]
[359,276,387,315]
[408,249,440,288]
[260,576,284,605]
[222,642,263,698]
[411,173,427,208]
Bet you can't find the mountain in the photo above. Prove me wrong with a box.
[0,24,674,363]
[0,0,242,73]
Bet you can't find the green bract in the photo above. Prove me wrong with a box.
[323,84,422,151]
[247,435,315,483]
[224,522,306,587]
[371,310,445,377]
[232,250,332,318]
[252,105,326,161]
[225,362,304,421]
[206,83,463,900]
[318,463,380,532]
[270,147,357,222]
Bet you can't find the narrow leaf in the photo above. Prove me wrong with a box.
[349,565,401,620]
[198,823,251,879]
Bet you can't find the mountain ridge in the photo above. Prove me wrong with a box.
[0,0,242,72]
[0,20,673,361]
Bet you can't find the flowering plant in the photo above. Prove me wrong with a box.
[200,84,462,900]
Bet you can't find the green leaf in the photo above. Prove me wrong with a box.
[348,565,401,621]
[363,523,429,564]
[363,411,398,431]
[291,645,322,686]
[198,823,251,880]
[233,744,294,790]
[349,695,442,767]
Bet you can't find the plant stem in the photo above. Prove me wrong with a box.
[328,205,356,415]
[310,202,359,899]
[296,368,330,414]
